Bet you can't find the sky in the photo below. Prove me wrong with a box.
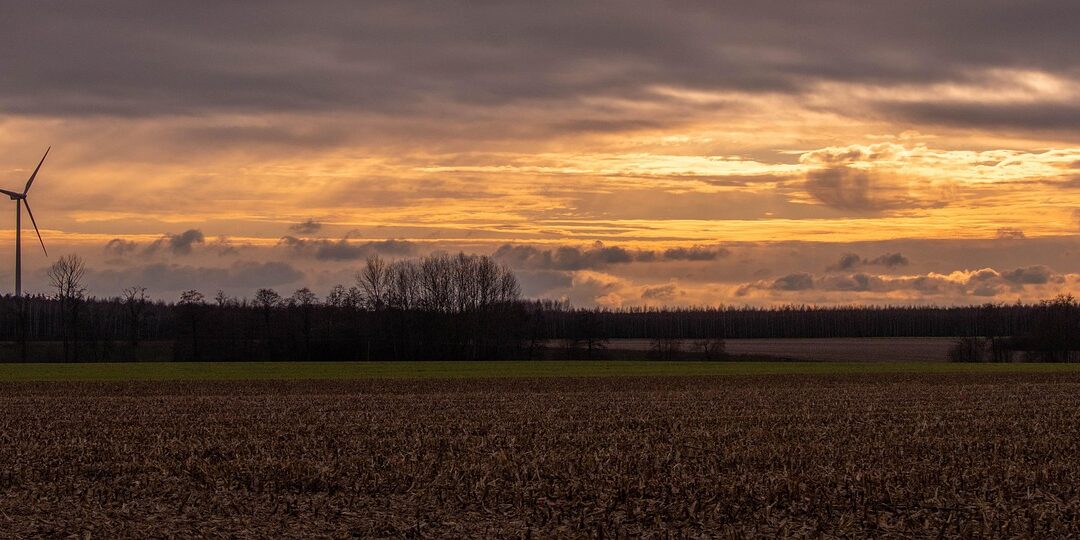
[1,1,1079,306]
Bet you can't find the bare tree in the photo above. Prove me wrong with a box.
[214,289,238,308]
[453,253,479,313]
[290,287,317,307]
[357,255,390,310]
[325,285,348,309]
[290,287,319,361]
[179,289,206,360]
[419,254,454,312]
[253,288,281,358]
[48,254,88,361]
[693,338,727,361]
[48,254,87,301]
[388,260,420,310]
[326,284,364,310]
[497,269,521,304]
[121,286,149,347]
[649,336,683,361]
[254,288,282,324]
[179,290,204,304]
[948,337,986,363]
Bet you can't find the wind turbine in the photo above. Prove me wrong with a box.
[1,148,49,297]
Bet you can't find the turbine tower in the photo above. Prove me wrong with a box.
[1,148,49,297]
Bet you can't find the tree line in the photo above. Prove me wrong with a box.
[947,295,1080,362]
[0,254,1077,362]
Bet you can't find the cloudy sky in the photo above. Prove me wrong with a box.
[2,1,1079,306]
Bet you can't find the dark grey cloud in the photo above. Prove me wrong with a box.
[289,219,323,235]
[548,118,669,134]
[818,273,881,292]
[1002,265,1056,285]
[492,243,636,271]
[641,284,679,301]
[662,245,730,261]
[90,260,304,295]
[570,188,836,222]
[634,251,658,263]
[870,253,910,268]
[514,270,574,297]
[103,238,138,256]
[831,253,863,271]
[176,125,351,151]
[279,236,415,261]
[144,229,205,256]
[493,242,729,271]
[805,168,936,212]
[829,252,909,271]
[909,275,948,295]
[805,168,871,211]
[739,264,1066,298]
[770,273,814,291]
[880,102,1080,132]
[4,1,1079,125]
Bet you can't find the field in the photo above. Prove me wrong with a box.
[604,337,958,362]
[4,370,1080,537]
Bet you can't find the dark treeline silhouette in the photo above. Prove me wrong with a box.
[534,303,1039,340]
[0,253,1077,362]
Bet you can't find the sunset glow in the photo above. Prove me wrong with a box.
[2,2,1078,306]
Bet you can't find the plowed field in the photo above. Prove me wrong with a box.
[3,374,1080,537]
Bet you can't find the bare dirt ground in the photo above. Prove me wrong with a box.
[3,374,1080,537]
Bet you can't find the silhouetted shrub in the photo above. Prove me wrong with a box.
[649,337,683,361]
[694,339,728,361]
[948,337,985,363]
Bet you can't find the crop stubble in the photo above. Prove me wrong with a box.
[2,373,1080,537]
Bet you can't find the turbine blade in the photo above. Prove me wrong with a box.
[23,200,47,257]
[0,189,21,198]
[23,147,50,195]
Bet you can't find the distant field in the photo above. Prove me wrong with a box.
[2,360,1080,381]
[604,337,958,362]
